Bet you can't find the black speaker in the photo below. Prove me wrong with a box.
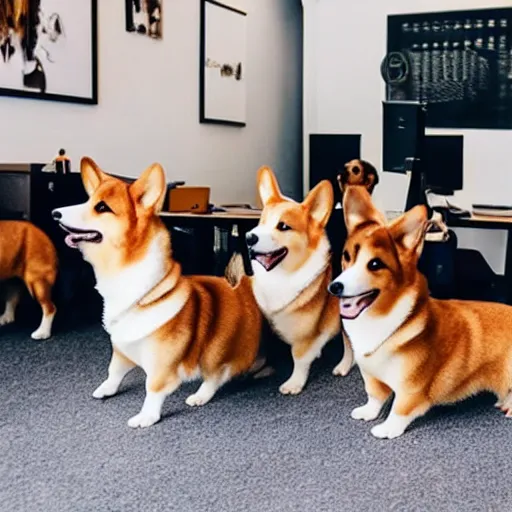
[424,135,464,193]
[309,134,360,278]
[382,101,426,173]
[309,134,360,206]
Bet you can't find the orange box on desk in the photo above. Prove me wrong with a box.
[167,187,210,214]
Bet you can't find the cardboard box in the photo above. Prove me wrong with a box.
[167,186,210,214]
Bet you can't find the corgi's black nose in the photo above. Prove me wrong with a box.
[245,232,258,247]
[328,281,344,297]
[51,209,62,220]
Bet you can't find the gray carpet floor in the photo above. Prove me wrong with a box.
[1,322,512,512]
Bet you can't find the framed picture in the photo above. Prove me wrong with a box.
[0,0,97,105]
[384,7,512,129]
[200,0,247,126]
[125,0,162,39]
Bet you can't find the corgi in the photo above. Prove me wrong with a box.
[52,157,262,429]
[328,185,512,439]
[0,220,58,339]
[228,167,354,396]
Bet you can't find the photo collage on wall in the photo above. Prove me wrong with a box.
[384,8,512,129]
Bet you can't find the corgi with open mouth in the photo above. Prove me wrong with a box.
[52,157,262,428]
[329,185,512,439]
[228,167,354,395]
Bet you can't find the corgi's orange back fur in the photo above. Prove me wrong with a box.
[330,185,512,439]
[52,158,262,428]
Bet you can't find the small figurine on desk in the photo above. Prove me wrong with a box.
[55,148,71,175]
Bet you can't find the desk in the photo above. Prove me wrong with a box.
[448,214,512,303]
[160,210,261,275]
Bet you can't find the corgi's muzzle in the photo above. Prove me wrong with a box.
[52,209,103,249]
[328,280,379,319]
[250,247,288,272]
[245,231,288,272]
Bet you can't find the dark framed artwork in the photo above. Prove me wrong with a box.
[0,0,98,105]
[125,0,162,39]
[384,8,512,129]
[200,0,247,126]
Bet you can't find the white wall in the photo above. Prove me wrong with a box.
[0,0,303,204]
[303,0,512,274]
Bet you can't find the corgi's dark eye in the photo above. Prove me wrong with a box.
[367,258,385,271]
[353,167,360,175]
[277,221,291,231]
[94,201,112,214]
[343,250,350,263]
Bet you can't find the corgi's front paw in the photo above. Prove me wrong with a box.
[92,381,118,399]
[332,357,354,377]
[351,403,380,421]
[0,311,15,326]
[186,393,209,407]
[30,327,51,340]
[127,412,160,428]
[279,378,305,395]
[371,421,406,439]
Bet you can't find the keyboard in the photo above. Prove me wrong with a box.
[472,204,512,217]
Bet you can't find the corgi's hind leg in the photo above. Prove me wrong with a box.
[27,278,56,340]
[332,330,355,377]
[186,367,232,407]
[0,280,22,326]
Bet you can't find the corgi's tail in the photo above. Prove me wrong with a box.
[225,252,245,286]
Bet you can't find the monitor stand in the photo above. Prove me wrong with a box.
[404,157,429,213]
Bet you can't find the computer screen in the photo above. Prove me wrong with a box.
[423,135,463,193]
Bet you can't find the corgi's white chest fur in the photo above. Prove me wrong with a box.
[94,237,188,347]
[345,293,416,388]
[251,236,330,321]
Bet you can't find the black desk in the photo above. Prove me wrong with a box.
[448,214,512,304]
[160,211,260,276]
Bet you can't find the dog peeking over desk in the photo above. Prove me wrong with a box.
[337,159,379,198]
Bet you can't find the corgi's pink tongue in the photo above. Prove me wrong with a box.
[253,247,288,271]
[339,293,376,320]
[254,254,277,269]
[64,232,97,249]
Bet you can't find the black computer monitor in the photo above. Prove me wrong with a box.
[423,135,463,195]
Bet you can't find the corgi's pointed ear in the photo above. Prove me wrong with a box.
[130,163,166,213]
[388,204,429,255]
[257,166,282,205]
[81,157,108,196]
[302,180,333,227]
[343,185,385,234]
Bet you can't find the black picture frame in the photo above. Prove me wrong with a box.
[384,7,512,129]
[0,0,98,105]
[199,0,247,127]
